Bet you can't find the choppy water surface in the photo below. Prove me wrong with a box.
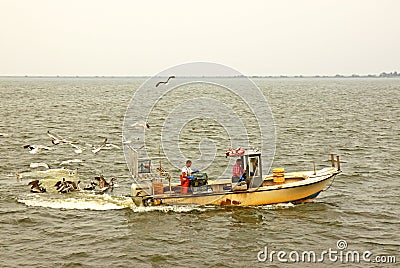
[0,78,399,267]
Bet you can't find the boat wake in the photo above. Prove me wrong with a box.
[18,194,134,211]
[129,203,297,213]
[258,202,296,210]
[129,204,215,213]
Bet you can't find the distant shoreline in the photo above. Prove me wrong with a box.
[0,72,399,79]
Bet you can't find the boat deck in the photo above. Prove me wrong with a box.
[151,168,337,196]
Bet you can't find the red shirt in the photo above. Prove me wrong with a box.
[232,163,244,177]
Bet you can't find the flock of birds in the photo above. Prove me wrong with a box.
[21,75,176,196]
[23,131,120,156]
[21,130,122,195]
[27,176,116,194]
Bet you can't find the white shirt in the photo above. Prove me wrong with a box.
[181,166,192,176]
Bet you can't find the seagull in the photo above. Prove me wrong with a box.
[23,144,53,154]
[0,133,10,137]
[104,143,121,150]
[156,75,175,87]
[28,179,46,193]
[30,162,50,169]
[59,159,85,166]
[122,137,140,144]
[130,121,150,129]
[47,130,72,145]
[91,138,107,154]
[69,143,85,154]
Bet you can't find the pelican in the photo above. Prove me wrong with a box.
[54,178,67,192]
[94,177,116,194]
[66,180,81,190]
[155,75,175,87]
[55,178,77,193]
[83,181,97,191]
[94,176,106,188]
[28,179,46,193]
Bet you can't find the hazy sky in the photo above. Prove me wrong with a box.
[1,0,399,76]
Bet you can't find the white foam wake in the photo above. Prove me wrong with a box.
[129,204,215,213]
[258,202,295,210]
[18,194,134,211]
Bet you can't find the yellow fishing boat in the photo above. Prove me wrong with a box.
[129,148,341,207]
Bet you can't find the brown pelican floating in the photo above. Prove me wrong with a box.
[83,181,98,191]
[28,179,46,193]
[54,178,68,193]
[23,144,53,154]
[47,130,72,145]
[93,176,117,194]
[155,76,175,87]
[66,180,81,190]
[54,178,80,193]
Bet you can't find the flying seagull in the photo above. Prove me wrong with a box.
[105,143,121,150]
[91,138,108,154]
[69,143,85,154]
[155,76,175,87]
[23,144,53,154]
[47,130,72,145]
[130,121,150,129]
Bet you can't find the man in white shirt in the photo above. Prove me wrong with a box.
[180,160,199,194]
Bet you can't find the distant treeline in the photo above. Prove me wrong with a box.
[249,71,400,78]
[1,71,400,79]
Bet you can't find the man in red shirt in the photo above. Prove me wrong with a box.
[232,158,244,180]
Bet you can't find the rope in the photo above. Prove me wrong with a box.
[323,175,336,191]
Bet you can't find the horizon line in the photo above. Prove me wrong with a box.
[0,73,399,79]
